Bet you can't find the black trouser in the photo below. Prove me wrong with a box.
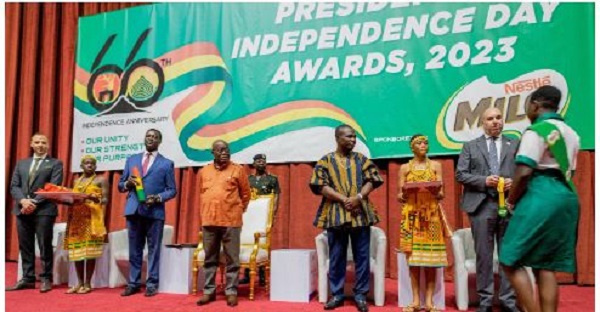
[17,214,56,282]
[243,267,265,282]
[328,225,371,300]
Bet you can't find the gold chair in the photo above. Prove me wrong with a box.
[192,193,275,300]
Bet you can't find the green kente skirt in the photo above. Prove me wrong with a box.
[499,170,579,273]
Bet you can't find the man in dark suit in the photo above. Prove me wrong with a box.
[8,133,64,292]
[456,107,520,312]
[118,129,177,297]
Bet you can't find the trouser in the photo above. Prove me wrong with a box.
[17,214,56,282]
[243,267,265,282]
[469,199,516,308]
[202,226,241,296]
[327,225,371,301]
[126,215,164,289]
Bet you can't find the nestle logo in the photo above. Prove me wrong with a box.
[504,76,551,94]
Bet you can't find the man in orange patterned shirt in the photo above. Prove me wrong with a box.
[196,140,251,307]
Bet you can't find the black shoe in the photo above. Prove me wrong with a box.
[324,297,344,310]
[477,306,493,312]
[39,280,52,293]
[121,286,141,296]
[6,279,35,291]
[145,288,158,297]
[355,299,368,312]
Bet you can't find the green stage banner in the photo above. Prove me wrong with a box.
[72,2,594,171]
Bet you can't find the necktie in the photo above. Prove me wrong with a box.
[488,137,499,175]
[28,158,42,186]
[142,153,152,176]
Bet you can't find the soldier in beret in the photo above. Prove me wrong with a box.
[239,153,280,286]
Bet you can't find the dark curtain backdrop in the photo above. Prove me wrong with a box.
[4,2,595,285]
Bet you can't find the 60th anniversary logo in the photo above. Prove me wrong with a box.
[74,28,366,163]
[87,28,165,115]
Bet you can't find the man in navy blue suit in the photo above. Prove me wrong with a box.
[118,129,177,297]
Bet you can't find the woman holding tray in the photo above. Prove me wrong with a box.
[64,155,108,294]
[398,134,447,312]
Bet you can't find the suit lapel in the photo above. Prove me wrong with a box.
[144,153,161,177]
[499,136,511,166]
[23,158,34,192]
[475,135,491,169]
[136,153,144,175]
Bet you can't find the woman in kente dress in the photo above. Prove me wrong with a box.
[398,135,447,312]
[64,155,108,294]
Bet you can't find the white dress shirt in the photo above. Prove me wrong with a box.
[484,134,501,162]
[142,151,159,174]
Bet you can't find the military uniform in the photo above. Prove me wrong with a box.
[245,173,279,285]
[241,154,281,286]
[249,174,280,195]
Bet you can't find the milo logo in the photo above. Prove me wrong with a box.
[436,69,569,149]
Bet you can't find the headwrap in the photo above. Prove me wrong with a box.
[80,154,97,165]
[410,135,428,146]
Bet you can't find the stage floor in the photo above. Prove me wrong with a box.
[4,261,594,311]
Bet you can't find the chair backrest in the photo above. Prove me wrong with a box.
[162,225,174,245]
[345,226,384,262]
[52,222,67,247]
[241,195,274,245]
[454,228,476,261]
[453,227,498,261]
